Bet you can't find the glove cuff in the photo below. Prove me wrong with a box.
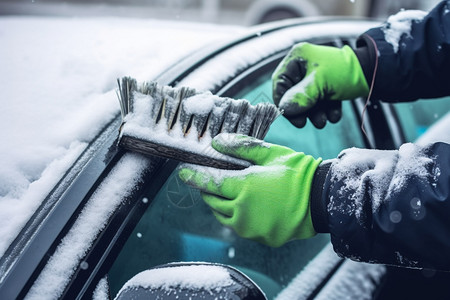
[355,33,379,86]
[338,45,370,99]
[293,155,322,240]
[310,162,332,233]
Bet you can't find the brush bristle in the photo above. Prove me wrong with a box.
[117,77,281,169]
[118,77,281,141]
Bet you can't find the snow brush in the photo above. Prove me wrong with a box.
[116,77,282,170]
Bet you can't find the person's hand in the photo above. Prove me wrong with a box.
[272,43,369,128]
[178,133,321,247]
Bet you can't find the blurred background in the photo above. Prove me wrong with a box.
[0,0,443,26]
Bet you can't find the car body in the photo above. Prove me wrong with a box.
[1,15,450,300]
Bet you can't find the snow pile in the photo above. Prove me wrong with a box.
[0,141,87,256]
[93,277,109,300]
[382,9,427,52]
[390,143,436,190]
[0,16,239,257]
[182,92,219,115]
[329,143,435,220]
[26,153,152,299]
[116,264,234,296]
[179,21,375,91]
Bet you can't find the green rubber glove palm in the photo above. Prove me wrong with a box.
[178,133,322,247]
[272,43,369,128]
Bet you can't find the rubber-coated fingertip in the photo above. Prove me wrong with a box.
[309,111,327,129]
[325,101,342,124]
[327,108,342,123]
[287,115,307,128]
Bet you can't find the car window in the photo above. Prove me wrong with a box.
[393,97,450,142]
[108,68,366,298]
[234,73,366,158]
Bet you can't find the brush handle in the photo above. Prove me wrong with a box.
[119,135,251,170]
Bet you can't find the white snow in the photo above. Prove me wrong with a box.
[382,9,427,52]
[0,141,86,257]
[116,264,233,297]
[279,70,316,110]
[329,143,435,220]
[391,143,435,189]
[93,277,109,300]
[182,92,220,115]
[214,131,271,150]
[120,92,252,168]
[182,162,287,186]
[0,16,240,257]
[26,153,152,299]
[179,21,376,91]
[178,132,289,184]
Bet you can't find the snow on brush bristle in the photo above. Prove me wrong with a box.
[117,76,281,141]
[116,76,281,169]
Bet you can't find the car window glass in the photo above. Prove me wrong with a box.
[108,70,366,299]
[235,75,365,158]
[394,97,450,142]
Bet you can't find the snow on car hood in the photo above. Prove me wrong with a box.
[0,16,241,257]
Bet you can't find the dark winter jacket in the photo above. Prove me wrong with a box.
[356,0,450,102]
[311,1,450,271]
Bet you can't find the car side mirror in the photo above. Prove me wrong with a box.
[114,262,267,299]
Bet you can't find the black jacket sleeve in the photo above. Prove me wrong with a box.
[355,0,450,102]
[311,142,450,270]
[309,2,450,270]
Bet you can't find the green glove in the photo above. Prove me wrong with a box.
[272,42,369,128]
[178,133,322,247]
